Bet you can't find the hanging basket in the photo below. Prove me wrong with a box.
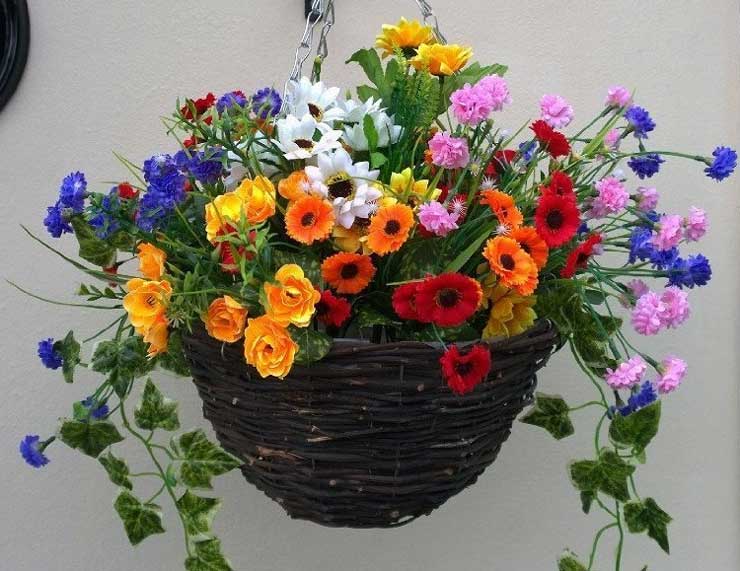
[183,320,559,528]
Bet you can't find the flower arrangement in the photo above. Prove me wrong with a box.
[18,15,737,571]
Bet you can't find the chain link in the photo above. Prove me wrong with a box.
[313,0,335,80]
[413,0,447,44]
[282,0,326,110]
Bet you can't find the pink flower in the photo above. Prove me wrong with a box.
[659,286,690,328]
[605,85,632,108]
[589,176,629,218]
[605,356,647,390]
[476,75,511,111]
[540,94,574,129]
[428,132,469,169]
[635,186,659,211]
[683,206,708,241]
[418,201,459,237]
[656,356,687,394]
[628,279,650,299]
[604,129,621,151]
[651,214,683,251]
[631,291,666,335]
[450,83,494,126]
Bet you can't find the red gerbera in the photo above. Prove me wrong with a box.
[439,344,492,395]
[116,182,138,200]
[561,233,603,278]
[180,92,216,123]
[315,290,351,328]
[540,171,575,201]
[415,273,482,327]
[392,282,421,320]
[531,120,571,158]
[485,149,517,179]
[534,193,581,247]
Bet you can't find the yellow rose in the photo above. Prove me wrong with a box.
[139,316,169,357]
[204,295,248,343]
[205,191,246,243]
[123,278,172,330]
[264,264,320,328]
[243,315,297,379]
[137,243,166,280]
[236,175,276,225]
[410,43,473,76]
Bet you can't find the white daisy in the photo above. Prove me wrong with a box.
[275,114,343,161]
[335,184,382,228]
[285,77,345,124]
[342,109,402,151]
[337,96,383,124]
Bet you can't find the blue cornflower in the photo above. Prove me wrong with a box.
[137,154,188,231]
[641,210,660,225]
[618,381,658,416]
[251,87,282,119]
[19,435,50,468]
[668,254,712,288]
[518,140,538,163]
[88,189,122,239]
[577,222,589,236]
[43,202,73,238]
[628,154,664,179]
[58,171,87,212]
[175,148,225,185]
[628,227,655,263]
[216,90,248,114]
[625,106,656,139]
[81,397,109,420]
[705,146,737,182]
[649,246,679,270]
[38,338,63,369]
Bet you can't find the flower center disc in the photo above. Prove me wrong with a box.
[500,254,515,271]
[546,210,564,229]
[384,219,401,235]
[307,102,323,121]
[340,263,359,279]
[327,172,354,199]
[294,138,314,150]
[301,212,316,227]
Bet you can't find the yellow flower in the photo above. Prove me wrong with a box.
[204,295,248,343]
[481,281,537,340]
[123,278,172,331]
[410,43,473,76]
[332,224,371,254]
[264,264,320,328]
[137,243,166,280]
[388,168,439,205]
[205,191,246,243]
[243,315,298,379]
[375,18,436,58]
[236,175,276,225]
[139,316,169,357]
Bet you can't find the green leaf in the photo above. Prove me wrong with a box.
[557,550,588,571]
[355,305,400,329]
[113,490,166,546]
[54,331,80,383]
[59,419,124,458]
[441,62,507,101]
[356,84,380,102]
[134,379,180,431]
[398,238,446,281]
[290,326,332,365]
[520,393,575,440]
[70,216,117,267]
[569,450,635,502]
[609,402,661,453]
[156,328,192,377]
[176,490,222,537]
[185,538,233,571]
[624,498,672,554]
[370,151,388,168]
[442,225,493,274]
[92,335,153,396]
[363,114,379,152]
[580,491,595,514]
[272,249,321,285]
[346,48,385,93]
[99,451,133,490]
[409,323,479,342]
[172,429,242,490]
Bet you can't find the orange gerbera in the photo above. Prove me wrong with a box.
[321,252,376,294]
[510,226,549,270]
[278,170,312,201]
[482,236,539,296]
[285,195,335,245]
[480,189,524,231]
[367,203,415,255]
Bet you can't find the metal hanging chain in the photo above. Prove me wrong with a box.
[312,0,335,81]
[282,0,326,109]
[413,0,447,44]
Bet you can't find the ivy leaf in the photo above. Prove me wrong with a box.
[399,238,446,280]
[557,550,588,571]
[290,327,332,365]
[569,450,635,502]
[355,305,400,329]
[134,379,180,431]
[92,336,153,396]
[113,490,166,546]
[184,538,233,571]
[172,429,242,490]
[99,451,133,490]
[53,331,80,383]
[176,490,222,538]
[623,498,672,554]
[580,491,595,514]
[59,419,124,458]
[609,402,661,454]
[370,151,387,168]
[156,329,192,377]
[272,249,321,284]
[70,216,117,267]
[520,393,575,440]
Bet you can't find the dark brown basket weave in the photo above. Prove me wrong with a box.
[183,320,559,528]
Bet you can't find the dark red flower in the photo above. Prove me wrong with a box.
[540,171,575,202]
[485,149,517,179]
[561,233,603,278]
[534,193,581,247]
[216,227,256,274]
[440,344,492,395]
[183,135,200,148]
[415,273,482,327]
[531,120,571,158]
[315,290,351,328]
[116,182,138,200]
[180,92,216,123]
[392,282,421,320]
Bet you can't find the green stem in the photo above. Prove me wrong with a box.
[588,522,618,570]
[615,501,625,571]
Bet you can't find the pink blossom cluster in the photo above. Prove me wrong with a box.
[683,206,708,241]
[428,131,469,169]
[631,286,690,335]
[449,75,511,126]
[588,176,629,218]
[605,355,647,389]
[540,94,574,129]
[657,356,687,394]
[605,85,632,108]
[418,201,460,237]
[635,187,659,211]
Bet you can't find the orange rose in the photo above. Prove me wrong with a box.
[123,278,172,330]
[243,315,297,379]
[278,170,311,201]
[137,243,166,280]
[204,295,248,343]
[139,316,169,357]
[236,175,276,225]
[264,264,320,327]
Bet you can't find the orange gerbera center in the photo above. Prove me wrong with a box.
[321,252,376,294]
[367,203,415,256]
[511,226,549,269]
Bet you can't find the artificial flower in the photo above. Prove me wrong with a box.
[483,236,538,295]
[285,195,335,245]
[704,146,737,181]
[617,381,658,417]
[37,338,63,370]
[205,190,248,243]
[561,234,603,278]
[588,176,629,218]
[418,201,459,237]
[315,290,351,328]
[410,43,472,76]
[539,94,574,129]
[415,273,482,327]
[58,171,87,212]
[284,77,344,123]
[251,87,282,119]
[635,187,659,211]
[19,435,50,469]
[625,106,656,138]
[243,315,297,379]
[216,90,247,114]
[321,252,376,294]
[342,107,402,150]
[123,278,172,331]
[375,17,435,57]
[628,154,665,179]
[180,92,215,120]
[204,296,248,343]
[531,120,570,158]
[476,75,512,111]
[667,254,712,288]
[388,168,436,203]
[605,85,632,108]
[510,227,549,270]
[278,170,313,201]
[264,264,320,328]
[631,291,665,335]
[137,243,166,280]
[656,356,687,394]
[604,356,647,389]
[481,282,536,339]
[450,83,494,126]
[439,344,491,395]
[428,131,469,169]
[392,282,421,320]
[660,286,690,328]
[534,193,581,247]
[140,316,169,357]
[683,206,707,241]
[540,171,575,201]
[480,189,524,231]
[236,176,276,225]
[275,113,343,160]
[367,203,415,255]
[651,214,683,251]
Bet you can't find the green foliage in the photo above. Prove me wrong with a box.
[58,418,124,458]
[609,402,661,454]
[557,551,588,571]
[290,326,332,365]
[396,238,447,281]
[134,379,180,431]
[345,48,399,105]
[520,393,575,440]
[176,490,222,538]
[569,450,635,502]
[355,305,401,329]
[157,329,192,377]
[623,498,671,553]
[99,451,133,490]
[114,490,166,546]
[54,331,81,383]
[272,249,322,284]
[185,538,232,571]
[391,67,440,134]
[580,491,595,514]
[91,335,154,396]
[363,114,379,151]
[70,216,117,268]
[440,62,508,102]
[171,429,242,490]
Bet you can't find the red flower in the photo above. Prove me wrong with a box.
[540,171,575,201]
[183,135,200,148]
[485,149,517,179]
[535,193,581,247]
[180,92,216,123]
[116,182,138,200]
[531,120,571,158]
[415,273,482,327]
[392,282,421,320]
[440,344,492,395]
[315,290,351,327]
[561,233,603,278]
[216,227,256,274]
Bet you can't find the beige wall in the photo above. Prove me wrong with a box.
[1,1,738,569]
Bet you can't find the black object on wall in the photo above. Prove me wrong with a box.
[0,0,29,112]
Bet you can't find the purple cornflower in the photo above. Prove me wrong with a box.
[175,148,225,185]
[628,154,664,179]
[518,140,538,163]
[43,202,73,238]
[216,90,248,114]
[81,396,110,420]
[618,381,658,416]
[137,154,188,231]
[667,254,712,288]
[19,435,50,468]
[251,87,282,119]
[704,146,737,181]
[625,106,655,139]
[38,338,63,369]
[58,171,87,212]
[88,189,122,239]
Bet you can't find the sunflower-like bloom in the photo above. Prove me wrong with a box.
[243,315,297,379]
[481,281,537,340]
[321,252,376,294]
[285,195,335,245]
[375,18,436,58]
[367,203,415,255]
[264,264,320,328]
[480,189,524,231]
[410,43,472,76]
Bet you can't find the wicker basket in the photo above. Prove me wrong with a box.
[183,320,559,528]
